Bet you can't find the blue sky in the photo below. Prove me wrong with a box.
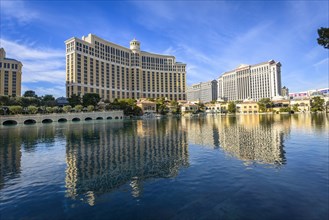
[1,0,328,97]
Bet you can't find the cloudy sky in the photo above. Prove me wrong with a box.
[1,0,328,97]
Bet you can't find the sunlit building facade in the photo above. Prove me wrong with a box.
[186,80,218,103]
[217,60,282,101]
[65,34,186,101]
[0,48,23,97]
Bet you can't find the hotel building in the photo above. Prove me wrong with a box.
[186,80,218,103]
[217,60,282,101]
[65,34,186,101]
[0,48,23,97]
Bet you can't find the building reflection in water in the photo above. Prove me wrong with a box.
[0,125,57,189]
[64,119,189,206]
[182,115,293,167]
[0,133,21,189]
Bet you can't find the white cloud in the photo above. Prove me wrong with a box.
[0,38,65,85]
[0,38,63,60]
[313,57,329,68]
[1,0,39,23]
[22,84,65,98]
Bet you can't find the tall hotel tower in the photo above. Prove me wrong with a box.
[218,60,282,101]
[65,34,186,101]
[0,48,22,97]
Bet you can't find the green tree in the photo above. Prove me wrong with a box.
[228,102,236,113]
[23,90,38,98]
[9,106,23,114]
[52,106,59,113]
[68,94,82,107]
[8,97,20,106]
[156,97,168,115]
[0,95,10,106]
[118,99,136,115]
[279,107,291,112]
[132,105,143,116]
[46,107,53,113]
[41,95,56,107]
[196,102,205,112]
[87,105,94,112]
[27,106,38,114]
[83,93,100,107]
[311,96,325,112]
[257,98,273,112]
[74,104,83,112]
[170,100,180,114]
[292,104,299,112]
[63,105,72,113]
[317,27,329,49]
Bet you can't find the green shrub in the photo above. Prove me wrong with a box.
[52,106,59,113]
[27,105,38,114]
[46,107,53,113]
[63,105,72,113]
[9,106,23,114]
[87,105,94,112]
[74,104,83,112]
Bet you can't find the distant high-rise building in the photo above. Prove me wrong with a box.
[65,34,186,101]
[217,60,282,101]
[281,86,289,97]
[289,88,329,99]
[186,80,218,103]
[0,48,23,97]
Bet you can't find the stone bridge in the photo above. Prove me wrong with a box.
[0,110,124,126]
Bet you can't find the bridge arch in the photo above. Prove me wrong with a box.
[115,116,119,119]
[42,119,53,124]
[85,117,92,121]
[3,120,18,126]
[72,118,81,122]
[96,117,103,120]
[58,118,67,123]
[107,116,113,120]
[24,119,36,125]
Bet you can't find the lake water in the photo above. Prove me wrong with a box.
[0,114,328,220]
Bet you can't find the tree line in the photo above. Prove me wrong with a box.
[0,90,181,116]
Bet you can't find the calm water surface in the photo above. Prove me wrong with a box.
[0,114,328,220]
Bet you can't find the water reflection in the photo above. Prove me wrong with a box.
[0,143,21,189]
[0,125,58,189]
[0,113,327,206]
[183,115,294,166]
[64,119,189,205]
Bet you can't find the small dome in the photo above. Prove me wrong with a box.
[130,38,140,53]
[272,95,285,101]
[243,97,254,102]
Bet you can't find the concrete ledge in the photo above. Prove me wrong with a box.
[0,111,124,126]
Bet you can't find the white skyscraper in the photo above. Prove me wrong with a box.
[218,60,282,101]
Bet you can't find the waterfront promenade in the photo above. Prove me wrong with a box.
[0,110,124,126]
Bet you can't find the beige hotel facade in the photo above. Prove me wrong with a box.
[65,34,186,101]
[0,48,22,97]
[218,60,282,101]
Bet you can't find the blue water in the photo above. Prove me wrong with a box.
[0,114,328,220]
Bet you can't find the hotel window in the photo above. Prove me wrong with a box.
[116,66,120,89]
